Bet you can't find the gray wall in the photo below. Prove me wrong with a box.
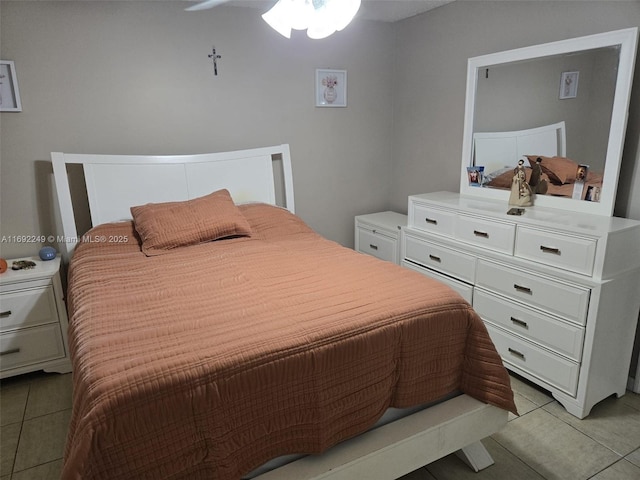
[0,1,395,258]
[390,0,640,219]
[1,1,639,255]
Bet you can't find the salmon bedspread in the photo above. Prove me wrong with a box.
[63,203,516,480]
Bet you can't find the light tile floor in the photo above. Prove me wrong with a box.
[1,371,640,479]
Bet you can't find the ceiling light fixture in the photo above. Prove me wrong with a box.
[262,0,361,40]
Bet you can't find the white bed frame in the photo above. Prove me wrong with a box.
[51,145,509,479]
[51,145,296,259]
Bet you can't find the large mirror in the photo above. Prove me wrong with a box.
[459,28,638,216]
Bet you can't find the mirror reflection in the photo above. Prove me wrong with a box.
[459,27,638,216]
[472,45,620,202]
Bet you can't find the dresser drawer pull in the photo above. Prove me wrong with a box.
[510,317,528,329]
[0,347,21,356]
[425,218,438,225]
[508,348,526,360]
[369,244,378,251]
[540,245,561,255]
[428,254,441,263]
[0,310,12,318]
[473,230,489,238]
[514,284,532,294]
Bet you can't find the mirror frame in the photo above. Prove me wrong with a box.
[459,27,638,216]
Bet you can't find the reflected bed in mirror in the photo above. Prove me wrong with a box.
[460,28,638,216]
[475,122,604,201]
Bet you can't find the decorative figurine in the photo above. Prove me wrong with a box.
[509,159,533,207]
[528,157,548,194]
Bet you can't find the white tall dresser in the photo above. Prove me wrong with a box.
[401,191,640,418]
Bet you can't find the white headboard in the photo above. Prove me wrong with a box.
[473,121,566,176]
[51,144,294,258]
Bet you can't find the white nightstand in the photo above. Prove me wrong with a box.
[355,211,407,265]
[0,256,71,378]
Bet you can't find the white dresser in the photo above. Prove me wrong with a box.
[355,211,407,265]
[401,191,640,418]
[0,257,72,378]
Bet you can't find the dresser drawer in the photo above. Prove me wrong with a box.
[454,214,515,254]
[404,234,476,283]
[476,260,589,325]
[515,227,597,276]
[0,286,57,332]
[357,228,397,263]
[485,323,579,396]
[474,290,584,361]
[402,261,473,303]
[409,203,455,237]
[0,324,66,372]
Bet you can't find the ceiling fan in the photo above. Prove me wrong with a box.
[185,0,362,39]
[185,0,231,12]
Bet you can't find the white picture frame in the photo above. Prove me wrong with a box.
[559,71,579,99]
[0,60,22,112]
[316,69,347,107]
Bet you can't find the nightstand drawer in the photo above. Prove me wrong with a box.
[476,260,589,325]
[0,324,66,371]
[454,214,515,254]
[404,234,476,283]
[486,323,579,396]
[515,227,596,276]
[0,286,57,332]
[475,290,584,361]
[409,203,455,237]
[357,228,396,263]
[402,261,473,303]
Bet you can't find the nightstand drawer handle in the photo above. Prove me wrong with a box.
[510,317,528,329]
[540,245,561,255]
[473,230,489,238]
[508,348,525,360]
[514,284,532,294]
[369,244,378,251]
[429,254,441,263]
[1,348,20,356]
[0,310,12,318]
[425,218,438,225]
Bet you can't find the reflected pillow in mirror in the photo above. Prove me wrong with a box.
[526,155,579,185]
[130,189,252,256]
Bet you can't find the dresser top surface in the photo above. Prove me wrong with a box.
[410,192,640,236]
[0,256,60,285]
[356,211,407,231]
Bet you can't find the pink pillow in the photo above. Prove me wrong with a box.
[130,189,252,256]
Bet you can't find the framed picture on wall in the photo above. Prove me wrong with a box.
[559,71,579,99]
[0,61,22,112]
[316,69,347,107]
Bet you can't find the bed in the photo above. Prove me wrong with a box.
[51,145,516,480]
[474,122,604,200]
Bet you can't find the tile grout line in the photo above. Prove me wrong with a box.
[9,381,30,478]
[490,405,552,480]
[541,401,640,457]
